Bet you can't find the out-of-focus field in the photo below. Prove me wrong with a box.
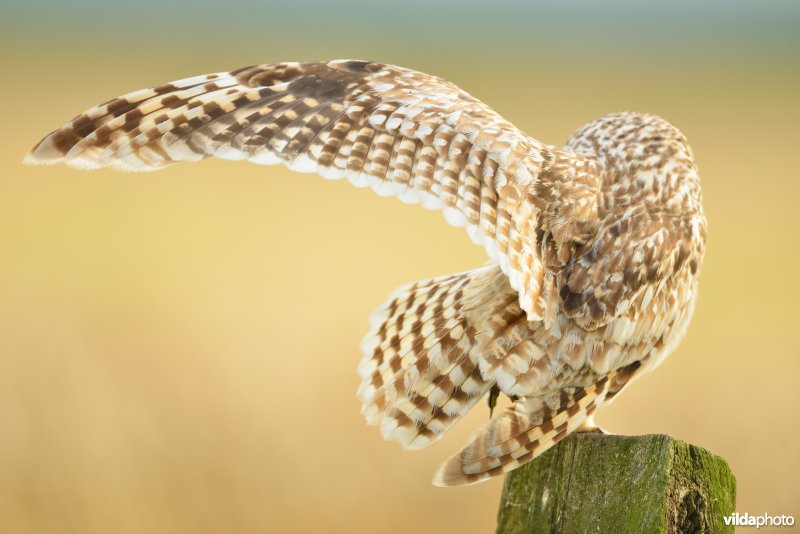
[1,3,799,532]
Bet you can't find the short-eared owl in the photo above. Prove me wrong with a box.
[26,60,707,486]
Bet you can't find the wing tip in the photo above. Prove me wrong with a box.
[23,134,66,166]
[22,151,51,166]
[23,137,168,173]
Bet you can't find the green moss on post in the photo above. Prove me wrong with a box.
[496,434,736,533]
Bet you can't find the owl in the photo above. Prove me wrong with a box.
[25,60,707,486]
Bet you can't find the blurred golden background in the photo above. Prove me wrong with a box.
[2,1,799,532]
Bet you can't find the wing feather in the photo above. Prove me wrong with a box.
[26,60,600,319]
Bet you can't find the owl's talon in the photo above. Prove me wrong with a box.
[488,385,500,417]
[575,415,611,435]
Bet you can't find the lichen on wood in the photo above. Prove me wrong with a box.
[496,434,736,533]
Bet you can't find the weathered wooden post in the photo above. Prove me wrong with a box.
[496,434,736,533]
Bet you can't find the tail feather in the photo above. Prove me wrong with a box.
[433,362,640,486]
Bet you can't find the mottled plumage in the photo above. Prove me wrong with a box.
[25,60,707,486]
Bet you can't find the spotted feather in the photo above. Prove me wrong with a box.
[25,60,603,322]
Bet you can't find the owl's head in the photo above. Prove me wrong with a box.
[564,112,703,217]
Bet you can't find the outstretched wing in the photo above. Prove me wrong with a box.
[25,60,599,319]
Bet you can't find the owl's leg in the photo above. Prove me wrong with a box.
[574,415,611,434]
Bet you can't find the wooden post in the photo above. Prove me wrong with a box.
[496,434,736,533]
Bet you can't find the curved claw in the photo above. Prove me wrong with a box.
[575,415,612,435]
